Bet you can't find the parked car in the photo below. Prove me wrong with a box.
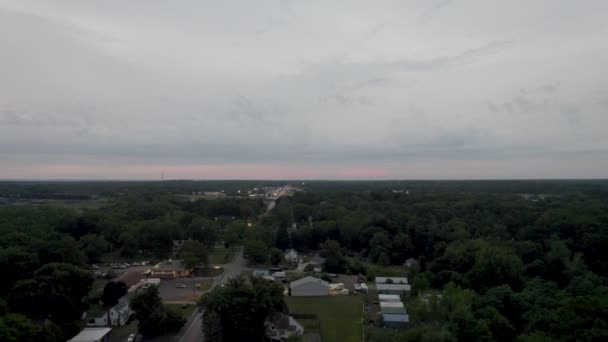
[127,333,136,342]
[176,283,187,288]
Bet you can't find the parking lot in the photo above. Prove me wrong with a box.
[157,277,211,302]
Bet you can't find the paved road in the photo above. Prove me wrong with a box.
[177,247,247,342]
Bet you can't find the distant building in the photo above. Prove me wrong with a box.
[86,297,132,327]
[376,276,410,294]
[147,260,191,279]
[290,276,330,297]
[382,313,409,328]
[285,249,298,263]
[68,327,112,342]
[376,283,411,294]
[264,313,304,341]
[375,277,408,284]
[379,294,401,302]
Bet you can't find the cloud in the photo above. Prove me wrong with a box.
[0,0,607,179]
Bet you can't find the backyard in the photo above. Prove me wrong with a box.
[286,295,364,342]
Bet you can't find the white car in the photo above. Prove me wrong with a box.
[127,333,135,342]
[176,283,187,288]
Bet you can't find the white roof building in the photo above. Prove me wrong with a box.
[375,277,408,284]
[376,283,411,293]
[380,301,405,309]
[68,327,112,342]
[290,276,330,297]
[379,294,402,302]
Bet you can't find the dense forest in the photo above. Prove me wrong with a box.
[1,180,607,341]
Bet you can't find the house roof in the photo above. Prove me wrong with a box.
[380,301,404,308]
[290,276,329,288]
[113,297,129,311]
[379,294,401,302]
[383,313,410,323]
[272,313,291,330]
[381,307,408,315]
[310,255,326,265]
[69,327,112,342]
[376,283,411,292]
[375,277,408,284]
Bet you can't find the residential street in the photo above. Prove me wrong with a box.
[176,246,247,342]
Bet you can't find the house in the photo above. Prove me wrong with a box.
[285,249,298,263]
[290,276,330,296]
[264,313,304,341]
[148,260,191,279]
[87,298,132,327]
[109,297,133,326]
[86,310,108,327]
[68,327,112,342]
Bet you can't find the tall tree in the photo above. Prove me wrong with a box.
[200,276,286,341]
[101,281,128,308]
[131,286,185,337]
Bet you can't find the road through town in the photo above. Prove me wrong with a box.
[177,247,246,342]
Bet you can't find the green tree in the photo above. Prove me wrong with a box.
[200,276,286,341]
[244,240,268,264]
[369,232,392,265]
[180,240,209,270]
[101,281,128,308]
[131,286,185,337]
[270,248,283,266]
[79,234,108,263]
[321,239,347,273]
[275,226,290,250]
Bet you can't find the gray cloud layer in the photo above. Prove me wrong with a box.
[1,0,607,179]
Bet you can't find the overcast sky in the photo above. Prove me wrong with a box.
[1,0,607,180]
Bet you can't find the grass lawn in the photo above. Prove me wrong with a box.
[286,295,363,342]
[167,303,197,319]
[209,246,236,264]
[111,321,138,338]
[348,257,407,278]
[91,279,108,294]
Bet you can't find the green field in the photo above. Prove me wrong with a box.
[286,296,364,342]
[167,303,197,318]
[209,246,236,264]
